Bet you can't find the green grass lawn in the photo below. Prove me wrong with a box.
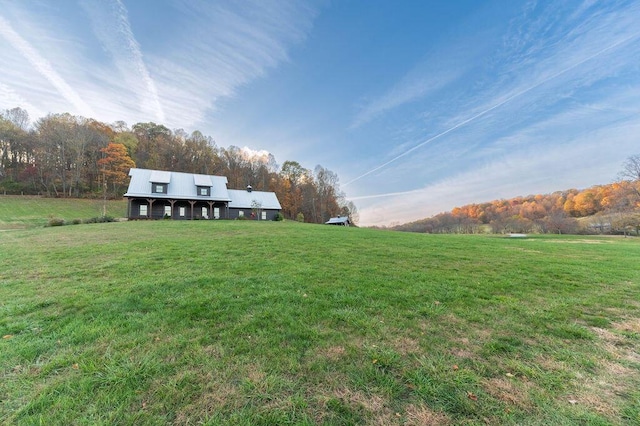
[1,217,639,424]
[0,195,127,229]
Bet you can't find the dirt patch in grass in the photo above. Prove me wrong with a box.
[202,344,224,358]
[541,239,612,244]
[506,246,543,254]
[532,348,632,419]
[435,314,491,359]
[567,359,636,418]
[0,224,27,230]
[564,322,640,418]
[334,387,388,412]
[613,317,640,333]
[450,335,484,360]
[245,365,267,385]
[482,377,534,411]
[169,371,241,423]
[592,325,640,363]
[392,337,421,355]
[404,403,451,425]
[314,387,397,425]
[601,305,640,321]
[316,386,454,425]
[451,347,475,359]
[316,345,347,361]
[535,354,569,373]
[173,383,240,422]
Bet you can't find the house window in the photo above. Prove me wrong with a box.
[198,186,210,196]
[139,204,148,216]
[164,205,171,217]
[213,207,220,219]
[238,211,244,217]
[261,211,267,220]
[179,207,186,217]
[153,183,167,194]
[201,206,208,219]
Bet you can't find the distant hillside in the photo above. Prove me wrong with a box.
[390,180,640,235]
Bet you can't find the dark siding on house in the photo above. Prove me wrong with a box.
[129,199,230,220]
[228,208,280,221]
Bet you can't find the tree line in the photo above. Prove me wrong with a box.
[0,107,358,224]
[390,155,640,235]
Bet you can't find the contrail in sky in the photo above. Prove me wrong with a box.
[343,31,640,188]
[111,0,165,122]
[348,189,423,201]
[0,15,96,117]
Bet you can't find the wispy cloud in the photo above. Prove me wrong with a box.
[350,35,488,130]
[0,14,96,117]
[149,0,318,129]
[0,83,45,119]
[348,0,640,202]
[80,0,165,123]
[345,27,640,187]
[0,1,317,130]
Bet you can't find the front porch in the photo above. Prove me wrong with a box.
[127,198,229,220]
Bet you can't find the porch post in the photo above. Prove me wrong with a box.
[169,200,176,219]
[146,198,156,219]
[188,200,196,220]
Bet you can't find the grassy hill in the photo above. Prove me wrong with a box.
[0,195,127,230]
[1,213,639,423]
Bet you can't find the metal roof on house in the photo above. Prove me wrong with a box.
[149,170,171,183]
[227,189,282,210]
[124,168,231,201]
[193,174,212,187]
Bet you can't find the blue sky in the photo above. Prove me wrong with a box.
[1,0,640,226]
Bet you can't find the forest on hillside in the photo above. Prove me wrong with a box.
[0,107,357,224]
[390,156,640,235]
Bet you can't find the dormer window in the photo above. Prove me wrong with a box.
[194,174,212,196]
[149,170,171,194]
[153,183,168,194]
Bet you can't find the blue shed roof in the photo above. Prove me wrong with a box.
[326,216,350,225]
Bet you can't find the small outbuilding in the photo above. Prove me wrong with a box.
[325,216,351,226]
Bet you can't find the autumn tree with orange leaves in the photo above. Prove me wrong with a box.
[98,142,135,197]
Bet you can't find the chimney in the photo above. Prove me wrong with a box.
[246,185,252,192]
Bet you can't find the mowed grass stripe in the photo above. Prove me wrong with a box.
[1,220,639,424]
